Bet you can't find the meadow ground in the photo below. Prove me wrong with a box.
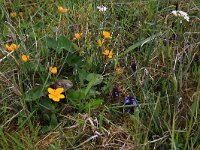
[0,0,200,149]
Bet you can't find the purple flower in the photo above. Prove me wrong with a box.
[111,87,120,100]
[124,96,139,113]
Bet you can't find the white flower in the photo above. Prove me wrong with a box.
[97,6,107,12]
[171,10,189,22]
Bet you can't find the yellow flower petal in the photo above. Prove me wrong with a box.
[21,54,29,62]
[48,93,54,99]
[52,96,60,102]
[10,12,17,18]
[55,88,64,94]
[5,44,14,51]
[74,33,83,39]
[50,67,57,74]
[58,6,68,13]
[97,39,104,47]
[19,12,24,18]
[103,49,110,56]
[108,51,113,58]
[58,94,65,99]
[116,67,122,75]
[103,31,112,39]
[48,88,55,94]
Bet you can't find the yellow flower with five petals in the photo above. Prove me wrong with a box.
[48,87,65,102]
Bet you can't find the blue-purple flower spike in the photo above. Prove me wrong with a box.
[124,96,138,113]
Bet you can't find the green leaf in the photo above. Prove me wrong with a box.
[78,69,88,84]
[117,33,161,58]
[39,98,55,111]
[35,22,45,29]
[86,73,103,86]
[83,99,103,111]
[45,37,57,49]
[84,73,103,96]
[24,85,45,102]
[66,54,84,67]
[57,36,74,53]
[67,89,85,101]
[50,113,58,128]
[67,89,85,108]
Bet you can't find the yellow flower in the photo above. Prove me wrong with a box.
[116,67,122,75]
[19,12,24,18]
[108,51,113,58]
[21,54,29,62]
[103,31,112,39]
[74,33,83,40]
[103,49,113,59]
[48,87,65,102]
[5,43,20,52]
[10,12,17,18]
[103,49,110,56]
[50,67,57,74]
[97,39,104,47]
[58,6,68,13]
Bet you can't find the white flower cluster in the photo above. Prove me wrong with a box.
[97,6,107,12]
[171,10,189,22]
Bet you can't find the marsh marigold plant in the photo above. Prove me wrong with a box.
[48,87,65,102]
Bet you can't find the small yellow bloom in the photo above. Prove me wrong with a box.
[108,51,113,58]
[10,12,17,18]
[48,87,65,102]
[21,54,29,62]
[116,67,122,75]
[5,43,20,52]
[103,49,110,56]
[103,49,113,58]
[5,44,13,51]
[103,31,112,39]
[19,12,24,18]
[74,33,83,40]
[50,67,57,74]
[97,39,104,47]
[58,6,68,13]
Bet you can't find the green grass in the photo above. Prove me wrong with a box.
[0,0,200,149]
